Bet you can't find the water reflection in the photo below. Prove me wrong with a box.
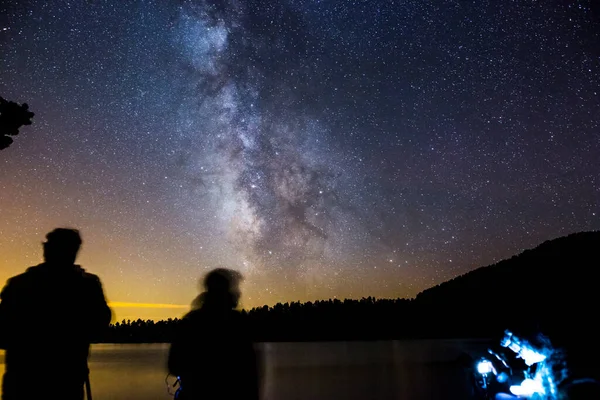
[1,341,488,400]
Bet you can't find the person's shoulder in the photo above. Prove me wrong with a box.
[73,266,102,284]
[6,264,43,285]
[183,308,204,321]
[1,274,23,293]
[81,269,101,282]
[177,309,206,332]
[0,265,43,296]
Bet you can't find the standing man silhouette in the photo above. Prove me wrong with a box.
[0,228,111,400]
[168,268,261,400]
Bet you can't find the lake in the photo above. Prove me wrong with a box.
[0,340,491,399]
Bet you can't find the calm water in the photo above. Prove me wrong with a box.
[0,340,490,400]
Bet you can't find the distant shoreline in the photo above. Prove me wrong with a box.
[94,337,495,345]
[100,232,600,346]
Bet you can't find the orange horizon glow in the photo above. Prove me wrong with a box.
[108,302,189,309]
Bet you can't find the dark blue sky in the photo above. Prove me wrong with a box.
[1,0,599,313]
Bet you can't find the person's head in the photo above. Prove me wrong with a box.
[201,268,243,310]
[43,228,82,265]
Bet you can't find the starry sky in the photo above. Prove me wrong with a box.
[1,0,599,321]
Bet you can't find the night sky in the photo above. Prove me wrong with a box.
[1,1,599,321]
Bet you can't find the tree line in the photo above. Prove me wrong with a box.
[103,297,418,343]
[101,231,600,344]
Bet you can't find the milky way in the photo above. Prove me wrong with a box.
[1,0,599,318]
[173,1,372,280]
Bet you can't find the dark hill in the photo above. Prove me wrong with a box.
[103,232,600,353]
[413,231,600,356]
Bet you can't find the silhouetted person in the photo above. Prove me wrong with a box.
[0,228,111,400]
[168,268,261,400]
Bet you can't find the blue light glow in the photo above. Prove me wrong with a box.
[500,331,560,399]
[510,378,545,397]
[477,359,495,375]
[501,331,547,366]
[497,372,509,383]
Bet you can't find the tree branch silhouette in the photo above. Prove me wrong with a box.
[0,96,35,150]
